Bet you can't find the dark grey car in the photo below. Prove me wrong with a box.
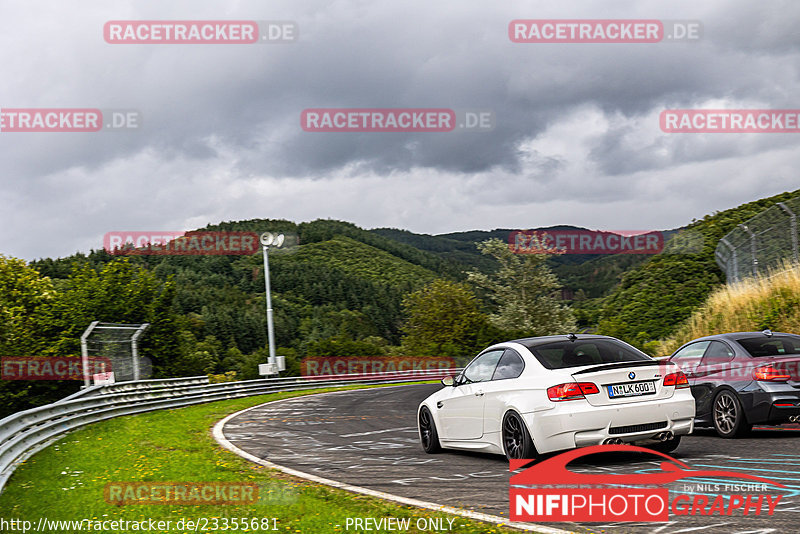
[668,330,800,438]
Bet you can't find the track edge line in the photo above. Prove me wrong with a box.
[211,388,576,534]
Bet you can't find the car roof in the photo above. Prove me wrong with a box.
[682,331,800,344]
[509,334,619,350]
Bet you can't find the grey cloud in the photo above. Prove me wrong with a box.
[2,0,800,259]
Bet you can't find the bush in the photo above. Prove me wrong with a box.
[208,371,238,383]
[657,262,800,357]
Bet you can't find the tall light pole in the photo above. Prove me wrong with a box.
[260,232,284,373]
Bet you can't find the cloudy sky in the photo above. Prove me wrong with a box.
[2,0,799,260]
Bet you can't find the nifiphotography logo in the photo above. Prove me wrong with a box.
[510,444,786,522]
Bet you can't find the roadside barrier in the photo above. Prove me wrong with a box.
[0,368,459,494]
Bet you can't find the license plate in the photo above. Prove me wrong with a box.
[607,381,656,398]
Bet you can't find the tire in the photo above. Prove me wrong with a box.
[713,390,752,438]
[649,434,681,453]
[502,411,538,460]
[418,406,442,453]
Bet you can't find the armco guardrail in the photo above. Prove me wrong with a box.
[55,375,212,402]
[0,368,459,494]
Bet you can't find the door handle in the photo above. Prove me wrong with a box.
[475,390,484,397]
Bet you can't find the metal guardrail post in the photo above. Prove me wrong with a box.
[737,224,758,278]
[80,321,100,388]
[130,323,149,381]
[777,202,800,264]
[718,237,737,283]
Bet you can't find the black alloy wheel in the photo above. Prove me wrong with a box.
[418,406,442,453]
[502,411,537,460]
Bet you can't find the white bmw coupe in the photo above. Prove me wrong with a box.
[418,334,695,459]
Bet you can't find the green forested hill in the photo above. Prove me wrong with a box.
[373,225,660,298]
[288,235,439,287]
[553,254,651,299]
[8,188,799,418]
[598,188,800,350]
[25,220,472,386]
[370,228,498,271]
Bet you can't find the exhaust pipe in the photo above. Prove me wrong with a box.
[651,431,674,442]
[657,431,674,442]
[789,415,800,423]
[603,437,624,445]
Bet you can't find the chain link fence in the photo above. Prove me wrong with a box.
[715,196,800,283]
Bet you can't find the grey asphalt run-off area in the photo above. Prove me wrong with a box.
[220,384,800,534]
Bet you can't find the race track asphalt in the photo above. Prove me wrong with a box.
[221,384,800,534]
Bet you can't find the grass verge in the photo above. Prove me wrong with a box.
[658,261,800,356]
[0,383,521,534]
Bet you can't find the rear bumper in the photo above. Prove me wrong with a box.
[743,390,800,424]
[524,395,695,454]
[573,418,693,447]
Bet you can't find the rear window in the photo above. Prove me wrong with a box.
[737,336,800,357]
[529,339,652,369]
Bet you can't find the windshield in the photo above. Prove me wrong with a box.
[529,339,653,370]
[737,336,800,357]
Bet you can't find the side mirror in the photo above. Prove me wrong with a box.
[441,376,455,387]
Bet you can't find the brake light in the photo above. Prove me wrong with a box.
[547,382,599,401]
[663,371,689,389]
[753,365,791,382]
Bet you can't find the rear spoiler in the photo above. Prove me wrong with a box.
[572,360,668,375]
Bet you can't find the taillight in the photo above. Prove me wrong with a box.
[753,365,791,382]
[579,382,600,395]
[663,371,689,389]
[547,382,599,401]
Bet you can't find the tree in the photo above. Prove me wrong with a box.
[466,239,576,335]
[0,255,55,356]
[400,279,489,357]
[0,256,64,417]
[48,260,182,376]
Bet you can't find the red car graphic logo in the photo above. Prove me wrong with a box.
[510,444,786,488]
